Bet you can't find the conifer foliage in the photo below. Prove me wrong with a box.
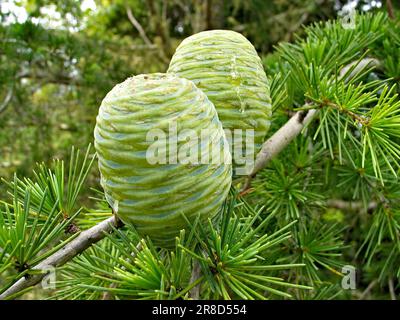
[1,12,400,300]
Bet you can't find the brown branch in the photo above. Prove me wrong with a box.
[0,216,119,300]
[241,108,318,192]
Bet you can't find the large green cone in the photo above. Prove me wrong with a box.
[168,30,272,174]
[94,73,232,248]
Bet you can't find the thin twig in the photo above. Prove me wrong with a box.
[387,0,395,20]
[101,283,118,300]
[0,216,119,300]
[188,260,202,300]
[126,6,154,48]
[327,199,378,212]
[322,99,370,126]
[0,87,13,114]
[145,0,172,58]
[359,279,377,300]
[241,56,381,193]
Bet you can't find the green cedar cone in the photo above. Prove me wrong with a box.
[94,73,232,248]
[168,30,272,173]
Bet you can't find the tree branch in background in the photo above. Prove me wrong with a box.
[0,87,13,114]
[241,108,318,192]
[0,216,119,300]
[241,56,382,193]
[101,242,142,300]
[327,199,378,212]
[126,6,154,48]
[339,58,381,82]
